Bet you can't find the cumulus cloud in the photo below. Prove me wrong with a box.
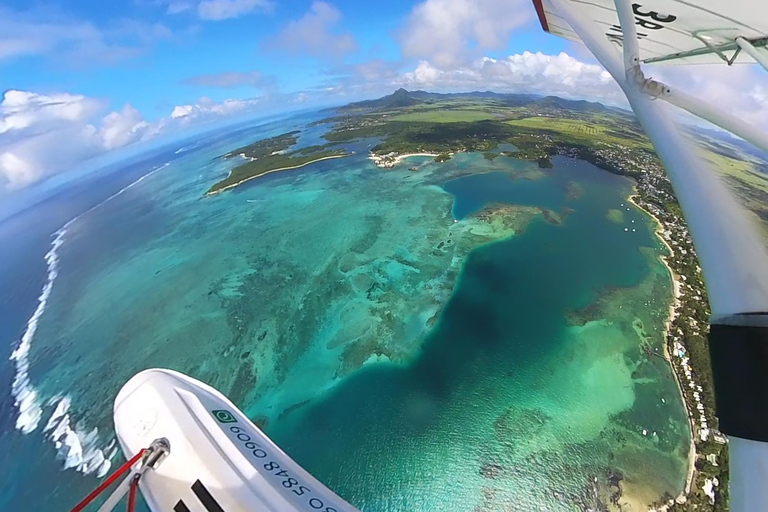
[407,53,620,100]
[329,60,404,84]
[324,50,768,130]
[652,64,768,129]
[168,96,261,122]
[100,105,152,150]
[399,0,534,69]
[184,70,276,89]
[321,52,622,105]
[197,0,273,20]
[161,0,272,20]
[265,1,356,60]
[1,152,40,190]
[0,90,267,191]
[0,91,153,190]
[0,6,174,67]
[0,90,104,134]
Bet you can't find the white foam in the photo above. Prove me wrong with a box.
[44,395,70,432]
[9,225,68,433]
[8,162,169,474]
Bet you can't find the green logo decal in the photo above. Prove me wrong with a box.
[212,409,237,423]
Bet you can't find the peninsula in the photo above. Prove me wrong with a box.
[206,131,348,195]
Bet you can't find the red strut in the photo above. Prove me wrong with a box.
[69,449,146,512]
[127,475,140,512]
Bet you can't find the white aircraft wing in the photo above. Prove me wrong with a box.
[532,0,768,65]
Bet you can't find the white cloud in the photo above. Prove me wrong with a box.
[265,1,356,60]
[167,1,194,14]
[0,89,268,191]
[184,70,276,88]
[0,152,38,190]
[197,0,273,20]
[326,51,768,133]
[399,0,534,69]
[325,52,622,104]
[100,105,152,150]
[653,64,768,129]
[0,90,104,134]
[171,105,195,119]
[160,0,273,19]
[0,6,174,67]
[329,60,403,84]
[0,91,150,190]
[169,96,261,122]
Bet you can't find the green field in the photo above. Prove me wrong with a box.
[702,149,768,192]
[701,149,768,231]
[388,109,497,123]
[505,116,653,149]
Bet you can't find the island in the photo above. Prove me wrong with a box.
[205,131,349,195]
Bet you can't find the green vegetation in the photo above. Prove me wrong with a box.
[698,150,768,233]
[389,109,497,123]
[208,132,347,195]
[223,131,300,159]
[323,92,655,173]
[505,116,653,150]
[326,119,519,156]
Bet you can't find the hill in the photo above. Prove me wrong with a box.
[339,88,425,110]
[338,89,614,114]
[533,95,609,113]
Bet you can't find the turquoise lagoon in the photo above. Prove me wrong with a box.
[0,116,690,511]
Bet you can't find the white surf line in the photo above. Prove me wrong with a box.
[8,162,169,477]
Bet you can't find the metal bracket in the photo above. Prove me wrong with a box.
[735,36,768,73]
[692,31,741,65]
[142,437,171,470]
[641,78,666,99]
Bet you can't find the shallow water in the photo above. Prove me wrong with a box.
[270,159,691,510]
[0,115,689,510]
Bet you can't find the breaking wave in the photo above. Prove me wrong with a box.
[8,162,168,476]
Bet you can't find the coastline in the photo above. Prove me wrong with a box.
[628,192,697,503]
[368,152,439,168]
[206,153,348,196]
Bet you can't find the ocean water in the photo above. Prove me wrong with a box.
[0,113,690,511]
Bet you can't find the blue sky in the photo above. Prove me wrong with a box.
[0,0,766,199]
[0,0,565,119]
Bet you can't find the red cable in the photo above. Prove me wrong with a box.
[127,475,140,512]
[69,449,146,512]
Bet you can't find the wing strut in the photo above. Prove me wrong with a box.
[735,37,768,72]
[546,1,768,510]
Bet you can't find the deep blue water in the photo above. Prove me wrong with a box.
[267,158,688,510]
[0,112,325,510]
[444,170,564,218]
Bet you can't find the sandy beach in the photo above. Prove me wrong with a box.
[368,152,439,167]
[629,192,697,501]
